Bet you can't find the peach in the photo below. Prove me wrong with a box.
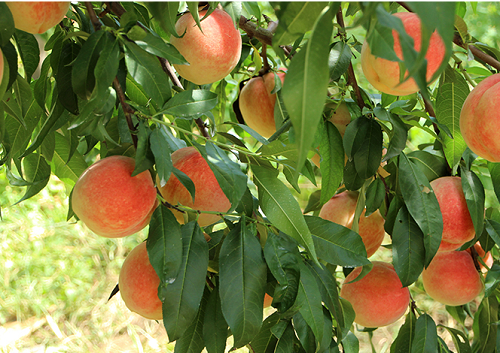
[422,250,483,306]
[361,12,445,96]
[264,293,273,308]
[119,242,163,320]
[319,191,385,257]
[170,8,242,85]
[239,71,286,138]
[6,2,70,34]
[340,262,410,327]
[460,73,500,162]
[72,155,158,238]
[467,242,494,273]
[430,176,475,252]
[157,146,231,227]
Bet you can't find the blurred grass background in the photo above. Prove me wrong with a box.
[0,2,496,352]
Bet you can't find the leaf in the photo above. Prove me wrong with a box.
[203,287,229,353]
[391,311,416,353]
[132,120,154,176]
[484,263,500,298]
[410,314,438,353]
[219,219,267,348]
[318,120,344,204]
[252,164,318,264]
[144,2,181,38]
[0,3,15,46]
[162,221,209,342]
[150,126,173,187]
[488,162,500,205]
[247,312,280,353]
[275,321,296,353]
[71,30,106,100]
[282,6,333,181]
[471,296,498,353]
[435,66,470,169]
[162,90,218,117]
[14,30,40,81]
[392,206,426,287]
[174,287,209,353]
[305,215,370,267]
[438,326,471,353]
[461,167,485,239]
[50,132,88,185]
[273,2,329,46]
[147,205,183,289]
[16,153,51,204]
[91,33,120,108]
[55,42,80,115]
[342,331,359,353]
[293,311,316,353]
[329,41,352,81]
[399,152,443,267]
[407,151,448,183]
[365,178,385,217]
[373,107,408,161]
[124,41,171,108]
[343,116,383,179]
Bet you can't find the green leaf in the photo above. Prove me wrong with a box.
[293,311,316,353]
[373,107,408,161]
[407,151,448,183]
[145,2,181,38]
[162,221,209,341]
[203,287,229,353]
[132,120,154,176]
[247,312,280,353]
[282,6,333,182]
[435,66,469,169]
[16,153,51,204]
[147,205,183,290]
[365,178,385,217]
[0,3,15,46]
[150,126,173,187]
[392,206,425,287]
[162,89,218,117]
[50,132,88,186]
[484,263,500,298]
[273,2,329,46]
[129,25,187,65]
[461,167,485,239]
[172,167,196,204]
[342,331,360,353]
[14,30,40,81]
[471,296,498,353]
[305,215,370,267]
[275,321,296,353]
[203,142,247,211]
[410,314,437,353]
[124,41,171,108]
[318,120,344,204]
[391,311,416,353]
[439,326,471,353]
[91,33,120,108]
[219,219,267,348]
[399,152,443,267]
[2,40,18,91]
[252,164,318,264]
[174,287,209,353]
[56,42,80,115]
[329,41,352,81]
[344,116,383,179]
[71,30,106,100]
[488,162,500,205]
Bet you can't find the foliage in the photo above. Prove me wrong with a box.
[2,1,500,352]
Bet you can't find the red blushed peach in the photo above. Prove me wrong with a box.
[460,73,500,162]
[430,176,475,252]
[422,250,483,306]
[319,191,385,257]
[170,8,242,85]
[157,146,231,227]
[239,71,286,139]
[119,242,163,320]
[340,262,410,328]
[7,2,70,34]
[72,155,158,238]
[361,12,445,96]
[264,293,273,308]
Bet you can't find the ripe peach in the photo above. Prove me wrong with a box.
[361,12,445,96]
[157,146,231,227]
[319,191,385,257]
[6,2,70,34]
[460,73,500,162]
[430,176,475,252]
[422,250,483,306]
[170,8,242,85]
[72,155,158,238]
[340,262,410,327]
[264,293,273,308]
[119,242,163,320]
[239,71,286,138]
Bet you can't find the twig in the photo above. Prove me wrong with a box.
[238,16,273,46]
[336,8,365,110]
[84,2,102,31]
[113,78,138,148]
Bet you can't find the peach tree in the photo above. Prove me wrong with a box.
[1,1,500,352]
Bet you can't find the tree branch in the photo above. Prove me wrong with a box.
[238,16,273,46]
[113,78,138,149]
[84,2,102,31]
